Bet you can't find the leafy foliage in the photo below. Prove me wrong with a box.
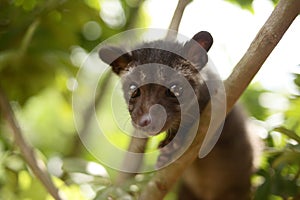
[0,0,299,199]
[0,0,147,199]
[0,0,145,104]
[226,0,278,12]
[243,74,300,200]
[226,0,255,12]
[241,83,270,120]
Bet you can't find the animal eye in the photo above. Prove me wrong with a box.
[129,84,141,98]
[166,88,176,97]
[166,84,183,97]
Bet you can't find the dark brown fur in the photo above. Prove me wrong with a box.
[99,31,255,200]
[179,106,253,200]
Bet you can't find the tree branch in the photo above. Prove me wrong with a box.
[0,87,62,200]
[68,70,113,157]
[116,0,193,185]
[224,0,300,108]
[139,0,300,199]
[166,0,192,40]
[115,134,148,185]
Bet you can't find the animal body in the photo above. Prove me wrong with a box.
[99,31,255,200]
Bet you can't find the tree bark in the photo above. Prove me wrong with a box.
[139,0,300,199]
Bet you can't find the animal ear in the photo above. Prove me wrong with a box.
[191,31,213,52]
[183,31,213,70]
[99,46,132,75]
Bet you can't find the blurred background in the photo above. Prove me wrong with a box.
[0,0,300,199]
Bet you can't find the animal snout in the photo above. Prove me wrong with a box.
[138,114,152,127]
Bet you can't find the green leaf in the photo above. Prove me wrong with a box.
[293,72,300,90]
[272,150,300,168]
[62,158,109,178]
[225,0,254,12]
[241,83,270,120]
[273,127,300,144]
[254,169,271,200]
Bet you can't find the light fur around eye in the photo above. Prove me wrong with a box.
[170,84,183,97]
[129,84,140,98]
[129,84,137,91]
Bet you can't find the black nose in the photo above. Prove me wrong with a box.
[139,114,151,127]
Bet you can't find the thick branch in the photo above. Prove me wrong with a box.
[140,0,300,199]
[0,87,62,200]
[224,0,300,108]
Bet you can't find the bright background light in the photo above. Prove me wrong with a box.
[144,0,300,93]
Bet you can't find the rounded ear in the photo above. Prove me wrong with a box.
[191,31,213,52]
[99,46,132,75]
[183,31,213,70]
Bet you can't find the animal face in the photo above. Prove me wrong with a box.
[121,63,187,134]
[99,31,213,135]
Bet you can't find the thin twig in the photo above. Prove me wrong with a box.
[0,86,62,200]
[19,18,40,56]
[139,0,300,199]
[166,0,192,41]
[68,70,112,157]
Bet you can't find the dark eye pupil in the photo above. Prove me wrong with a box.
[131,88,141,98]
[166,89,176,97]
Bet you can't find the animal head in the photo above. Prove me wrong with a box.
[99,31,213,135]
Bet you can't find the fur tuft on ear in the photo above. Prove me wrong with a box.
[183,31,213,70]
[99,46,132,75]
